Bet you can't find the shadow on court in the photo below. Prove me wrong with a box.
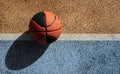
[5,31,49,70]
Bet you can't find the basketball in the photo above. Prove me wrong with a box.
[29,11,62,44]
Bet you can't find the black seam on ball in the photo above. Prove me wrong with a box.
[47,16,56,27]
[44,12,48,44]
[30,27,61,32]
[46,15,57,43]
[47,27,61,32]
[45,25,48,44]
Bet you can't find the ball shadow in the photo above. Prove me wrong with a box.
[5,31,49,70]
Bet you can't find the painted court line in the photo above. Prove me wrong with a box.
[0,33,120,41]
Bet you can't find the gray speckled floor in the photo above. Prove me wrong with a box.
[0,40,120,74]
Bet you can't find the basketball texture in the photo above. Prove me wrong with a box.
[29,11,62,44]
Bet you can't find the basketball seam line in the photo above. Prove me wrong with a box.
[45,13,48,44]
[31,15,56,28]
[45,22,48,44]
[47,15,56,27]
[30,27,62,32]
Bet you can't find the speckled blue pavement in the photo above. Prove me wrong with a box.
[0,40,120,74]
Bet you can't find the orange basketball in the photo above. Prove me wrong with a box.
[29,11,62,44]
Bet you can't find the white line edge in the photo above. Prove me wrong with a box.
[0,33,120,41]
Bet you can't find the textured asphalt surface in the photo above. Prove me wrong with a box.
[0,39,120,74]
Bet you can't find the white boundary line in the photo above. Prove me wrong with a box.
[0,33,120,41]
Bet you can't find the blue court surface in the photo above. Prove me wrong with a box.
[0,40,120,74]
